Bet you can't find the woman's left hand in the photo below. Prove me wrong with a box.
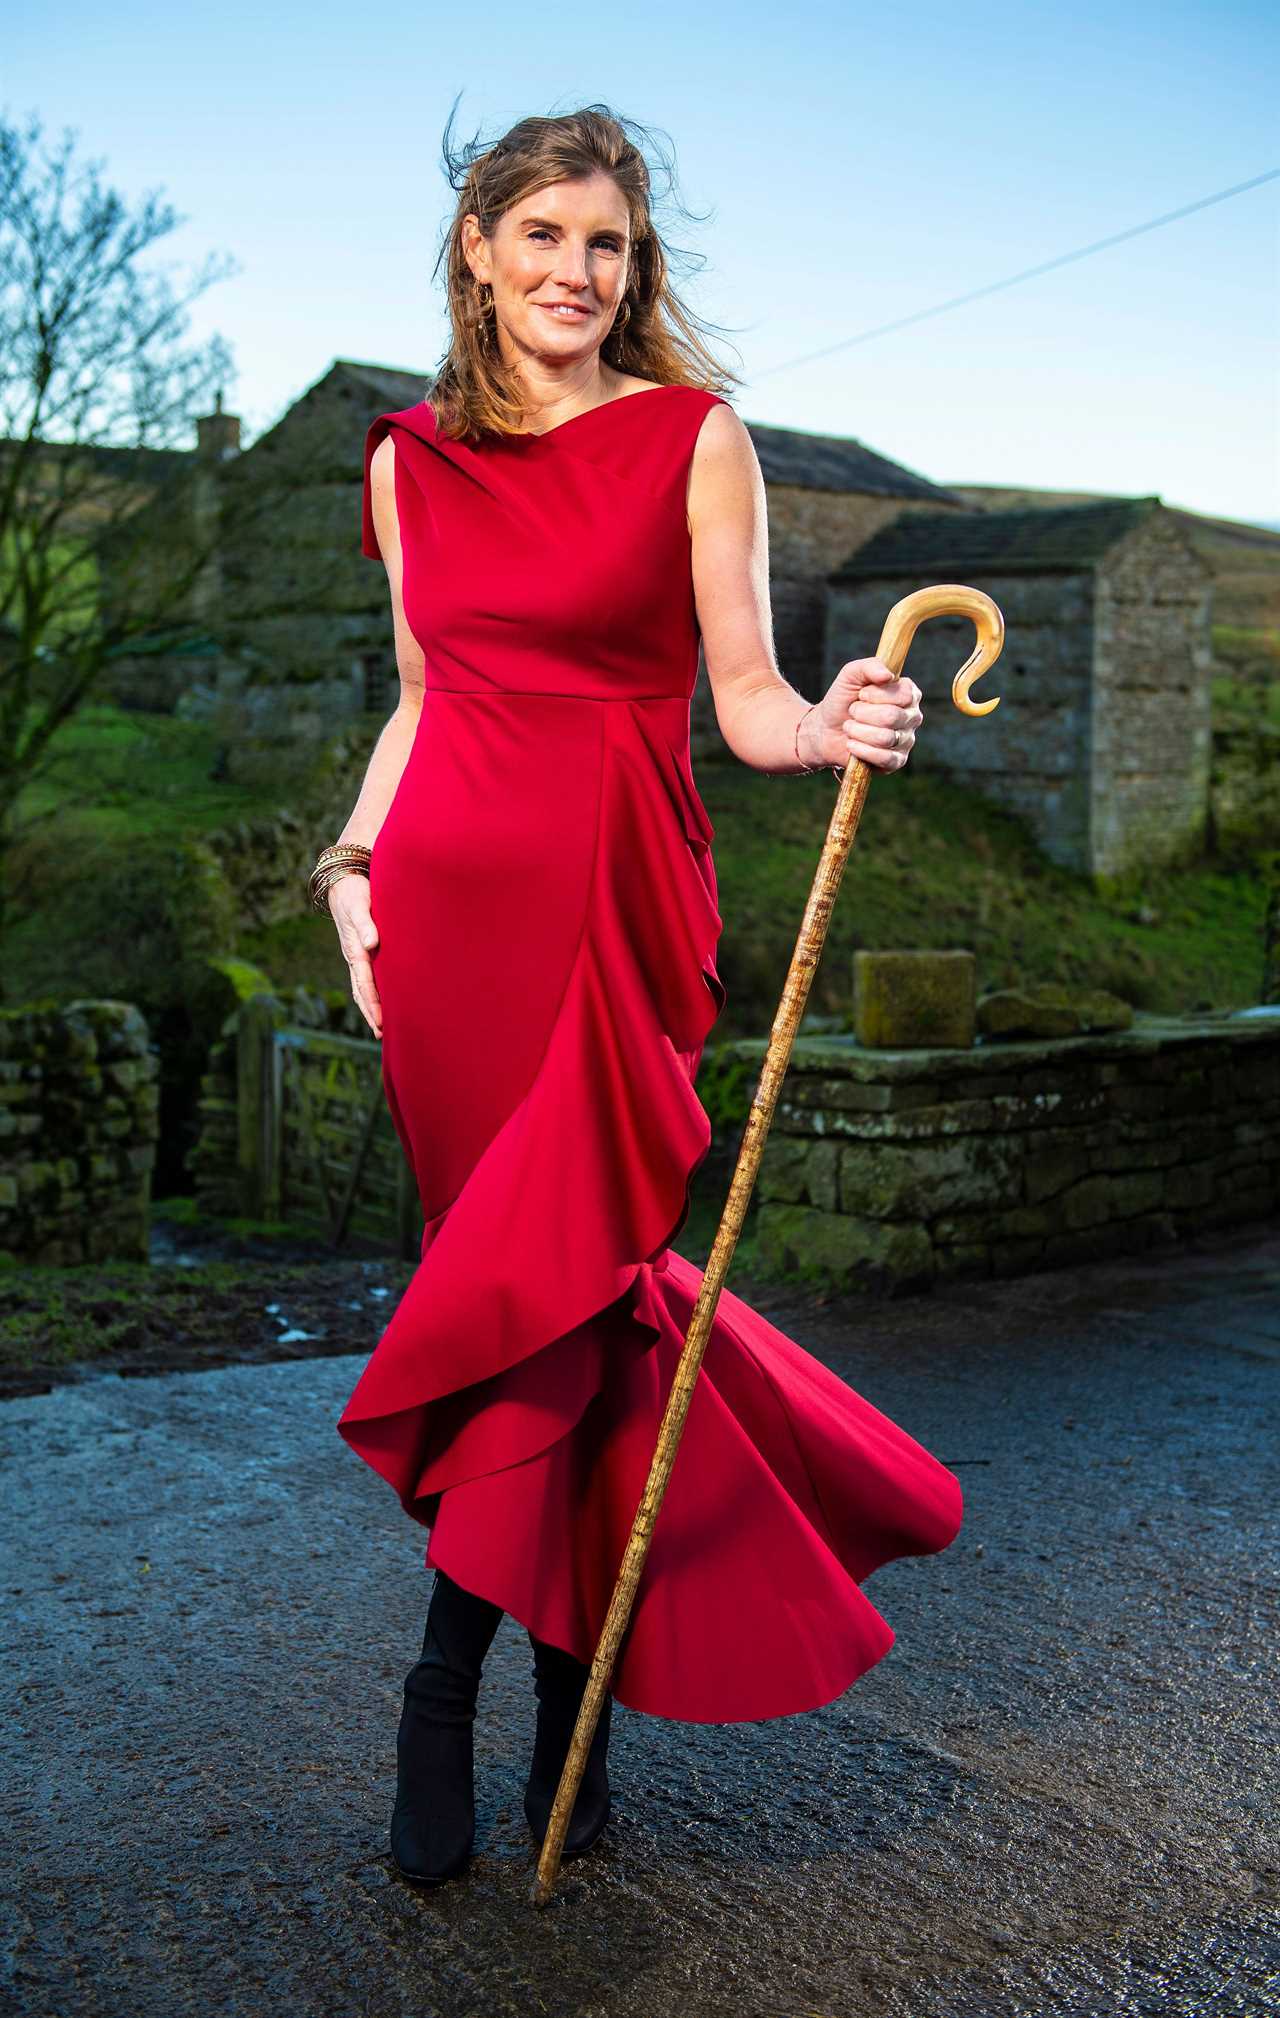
[803,657,924,774]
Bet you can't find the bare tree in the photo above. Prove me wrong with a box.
[0,110,242,978]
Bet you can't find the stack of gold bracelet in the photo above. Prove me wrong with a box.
[309,841,372,913]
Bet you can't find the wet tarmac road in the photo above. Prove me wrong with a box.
[2,1227,1277,2018]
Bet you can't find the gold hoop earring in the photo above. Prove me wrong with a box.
[476,281,494,315]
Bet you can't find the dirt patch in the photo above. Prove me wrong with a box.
[0,1214,416,1402]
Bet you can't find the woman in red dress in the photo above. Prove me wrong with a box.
[320,105,962,1886]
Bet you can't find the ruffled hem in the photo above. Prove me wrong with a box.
[423,1247,964,1722]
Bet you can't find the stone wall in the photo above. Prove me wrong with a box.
[1092,515,1214,877]
[0,1001,160,1265]
[733,1007,1280,1295]
[202,810,322,930]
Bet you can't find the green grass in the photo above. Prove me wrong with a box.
[695,759,1268,1031]
[17,701,262,841]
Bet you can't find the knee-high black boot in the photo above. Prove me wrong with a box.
[523,1631,614,1858]
[390,1567,504,1885]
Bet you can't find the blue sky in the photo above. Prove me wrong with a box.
[8,0,1278,522]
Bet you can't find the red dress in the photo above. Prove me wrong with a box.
[337,384,963,1723]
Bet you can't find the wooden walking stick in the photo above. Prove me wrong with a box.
[530,583,1005,1906]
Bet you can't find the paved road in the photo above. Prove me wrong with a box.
[2,1229,1278,2018]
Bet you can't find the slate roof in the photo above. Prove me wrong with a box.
[741,420,963,504]
[829,495,1167,582]
[333,359,433,409]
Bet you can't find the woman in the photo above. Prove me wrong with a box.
[317,103,963,1887]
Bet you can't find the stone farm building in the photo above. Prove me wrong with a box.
[110,357,1213,880]
[828,498,1213,879]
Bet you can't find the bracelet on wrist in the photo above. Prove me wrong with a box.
[794,704,846,781]
[308,841,373,913]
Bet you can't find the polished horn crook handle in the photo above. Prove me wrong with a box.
[872,581,1001,714]
[874,583,1004,716]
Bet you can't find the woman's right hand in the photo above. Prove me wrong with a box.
[329,872,383,1039]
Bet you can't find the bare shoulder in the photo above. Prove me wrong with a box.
[368,434,400,565]
[694,396,753,452]
[687,399,761,529]
[370,432,397,493]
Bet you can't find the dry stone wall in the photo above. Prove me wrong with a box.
[0,1001,160,1265]
[733,1008,1280,1294]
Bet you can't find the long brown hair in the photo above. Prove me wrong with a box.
[428,100,743,441]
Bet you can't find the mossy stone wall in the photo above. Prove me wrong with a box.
[732,1007,1280,1295]
[0,1001,160,1265]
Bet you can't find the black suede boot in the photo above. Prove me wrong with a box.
[390,1567,504,1885]
[523,1631,614,1858]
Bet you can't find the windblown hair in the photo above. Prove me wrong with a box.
[428,100,742,441]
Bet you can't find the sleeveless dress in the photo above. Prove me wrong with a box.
[336,384,963,1724]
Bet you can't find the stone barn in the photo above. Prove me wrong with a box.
[825,497,1214,880]
[119,360,968,749]
[208,360,433,739]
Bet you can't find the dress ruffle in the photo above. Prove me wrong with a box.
[337,697,963,1723]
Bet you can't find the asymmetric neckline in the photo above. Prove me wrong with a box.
[508,382,684,443]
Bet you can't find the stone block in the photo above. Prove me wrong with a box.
[782,1077,941,1114]
[977,984,1133,1039]
[934,1242,992,1278]
[1024,1142,1092,1204]
[839,1134,1023,1219]
[756,1137,842,1213]
[805,1140,841,1213]
[755,1203,935,1292]
[995,1203,1056,1239]
[853,950,976,1049]
[1060,1170,1165,1230]
[1164,1162,1215,1211]
[756,1136,809,1203]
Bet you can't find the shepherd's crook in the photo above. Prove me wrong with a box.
[530,584,1005,1906]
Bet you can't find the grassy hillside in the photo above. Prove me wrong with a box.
[694,754,1267,1035]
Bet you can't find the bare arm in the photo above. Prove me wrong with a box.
[327,432,427,1036]
[336,434,427,847]
[686,404,922,776]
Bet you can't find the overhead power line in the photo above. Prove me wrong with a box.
[750,168,1280,381]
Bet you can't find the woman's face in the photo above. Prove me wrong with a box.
[464,172,632,366]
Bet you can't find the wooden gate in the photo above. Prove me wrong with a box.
[237,995,422,1257]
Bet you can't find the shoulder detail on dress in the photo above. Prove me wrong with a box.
[359,401,442,560]
[682,387,738,434]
